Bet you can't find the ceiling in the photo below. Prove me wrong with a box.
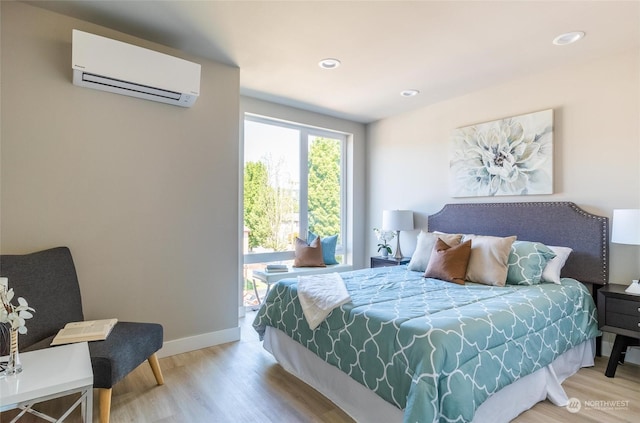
[27,1,640,123]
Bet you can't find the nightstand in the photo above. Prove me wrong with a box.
[597,284,640,377]
[1,343,93,422]
[370,256,410,268]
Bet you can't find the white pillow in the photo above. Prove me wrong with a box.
[462,234,517,287]
[541,246,573,284]
[407,231,462,272]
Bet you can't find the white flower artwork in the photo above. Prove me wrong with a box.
[449,109,553,197]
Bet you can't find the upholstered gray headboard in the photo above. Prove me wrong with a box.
[427,202,609,285]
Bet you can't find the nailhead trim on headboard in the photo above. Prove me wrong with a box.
[427,202,609,285]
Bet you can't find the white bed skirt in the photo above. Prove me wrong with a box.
[264,326,595,423]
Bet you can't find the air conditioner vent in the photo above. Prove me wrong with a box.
[72,30,201,108]
[81,73,182,101]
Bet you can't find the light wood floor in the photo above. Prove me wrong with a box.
[2,313,638,422]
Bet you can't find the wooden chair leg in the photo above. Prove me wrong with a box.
[99,388,112,423]
[148,353,165,385]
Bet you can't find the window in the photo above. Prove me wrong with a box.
[242,115,347,306]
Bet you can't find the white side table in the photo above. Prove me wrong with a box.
[253,263,353,303]
[0,342,93,422]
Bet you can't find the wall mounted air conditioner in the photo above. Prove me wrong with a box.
[72,29,201,108]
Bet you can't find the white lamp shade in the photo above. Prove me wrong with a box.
[382,210,414,231]
[611,209,640,245]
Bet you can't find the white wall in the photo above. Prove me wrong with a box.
[1,2,241,356]
[240,97,367,269]
[366,49,640,285]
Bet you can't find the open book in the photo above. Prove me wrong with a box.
[51,318,118,345]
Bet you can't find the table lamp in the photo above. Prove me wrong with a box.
[611,209,640,294]
[382,210,414,260]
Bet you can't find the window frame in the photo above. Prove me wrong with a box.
[243,113,347,265]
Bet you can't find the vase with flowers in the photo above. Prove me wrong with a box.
[1,278,35,376]
[373,228,396,258]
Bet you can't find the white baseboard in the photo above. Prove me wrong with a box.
[601,338,640,365]
[157,326,241,358]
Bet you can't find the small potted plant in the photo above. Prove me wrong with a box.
[1,279,35,375]
[373,228,395,258]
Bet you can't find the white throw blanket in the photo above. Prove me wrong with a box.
[297,272,351,330]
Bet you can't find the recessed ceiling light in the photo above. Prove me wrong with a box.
[400,89,420,97]
[552,31,585,46]
[319,58,341,69]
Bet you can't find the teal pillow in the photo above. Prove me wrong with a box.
[308,231,339,265]
[506,241,556,285]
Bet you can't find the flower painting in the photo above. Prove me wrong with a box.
[449,109,553,197]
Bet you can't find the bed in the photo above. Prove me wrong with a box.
[253,202,608,422]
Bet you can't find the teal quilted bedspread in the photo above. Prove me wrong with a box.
[253,266,599,423]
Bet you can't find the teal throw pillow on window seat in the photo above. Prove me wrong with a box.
[308,231,339,265]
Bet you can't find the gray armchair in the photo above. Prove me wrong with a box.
[0,247,164,423]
